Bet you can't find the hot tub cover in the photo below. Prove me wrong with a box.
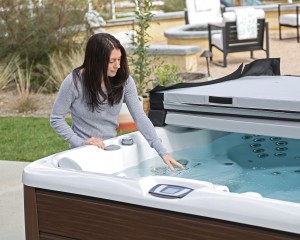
[148,58,300,138]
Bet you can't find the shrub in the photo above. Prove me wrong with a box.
[47,48,84,91]
[0,55,18,90]
[14,58,38,113]
[154,64,184,87]
[0,0,87,90]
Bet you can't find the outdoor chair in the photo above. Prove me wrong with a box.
[208,8,269,67]
[278,4,300,43]
[184,0,223,25]
[84,10,136,48]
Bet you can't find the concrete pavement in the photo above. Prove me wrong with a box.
[0,160,29,240]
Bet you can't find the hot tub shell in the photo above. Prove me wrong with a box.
[23,127,300,239]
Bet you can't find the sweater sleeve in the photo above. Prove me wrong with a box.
[50,74,85,148]
[124,77,168,157]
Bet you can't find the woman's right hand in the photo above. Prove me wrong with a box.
[162,154,185,171]
[85,137,105,149]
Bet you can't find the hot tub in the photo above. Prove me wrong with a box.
[23,75,300,240]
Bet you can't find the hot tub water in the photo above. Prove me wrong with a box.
[123,132,300,204]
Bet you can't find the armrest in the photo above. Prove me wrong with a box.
[208,22,224,41]
[279,3,300,13]
[208,22,224,29]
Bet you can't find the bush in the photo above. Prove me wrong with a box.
[0,0,87,91]
[47,48,84,91]
[154,64,184,86]
[14,58,39,113]
[0,55,18,90]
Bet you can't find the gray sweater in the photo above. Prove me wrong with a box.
[50,73,167,157]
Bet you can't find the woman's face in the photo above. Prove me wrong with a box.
[107,48,121,77]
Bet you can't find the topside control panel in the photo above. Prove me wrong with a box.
[149,184,193,199]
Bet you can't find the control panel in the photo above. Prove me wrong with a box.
[149,184,193,199]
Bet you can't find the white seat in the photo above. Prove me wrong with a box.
[185,0,223,25]
[280,14,300,26]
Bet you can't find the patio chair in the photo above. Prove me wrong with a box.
[278,4,300,43]
[84,10,136,48]
[208,8,269,67]
[184,0,223,25]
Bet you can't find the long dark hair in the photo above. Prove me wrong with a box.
[73,33,129,112]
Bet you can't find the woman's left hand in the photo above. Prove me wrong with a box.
[162,154,185,171]
[84,137,105,149]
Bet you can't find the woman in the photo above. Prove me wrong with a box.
[50,33,184,171]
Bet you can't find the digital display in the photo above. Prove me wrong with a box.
[149,184,193,199]
[161,186,182,195]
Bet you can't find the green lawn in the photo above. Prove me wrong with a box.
[0,116,70,162]
[0,116,132,162]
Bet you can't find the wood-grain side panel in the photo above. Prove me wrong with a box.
[34,189,300,240]
[24,186,39,240]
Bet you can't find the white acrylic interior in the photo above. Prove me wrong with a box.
[49,126,225,174]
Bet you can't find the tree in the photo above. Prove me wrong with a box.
[128,0,156,96]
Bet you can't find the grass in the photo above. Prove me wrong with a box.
[0,116,132,162]
[0,116,70,162]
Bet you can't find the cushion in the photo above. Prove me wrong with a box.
[280,14,300,26]
[211,33,223,49]
[211,32,259,49]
